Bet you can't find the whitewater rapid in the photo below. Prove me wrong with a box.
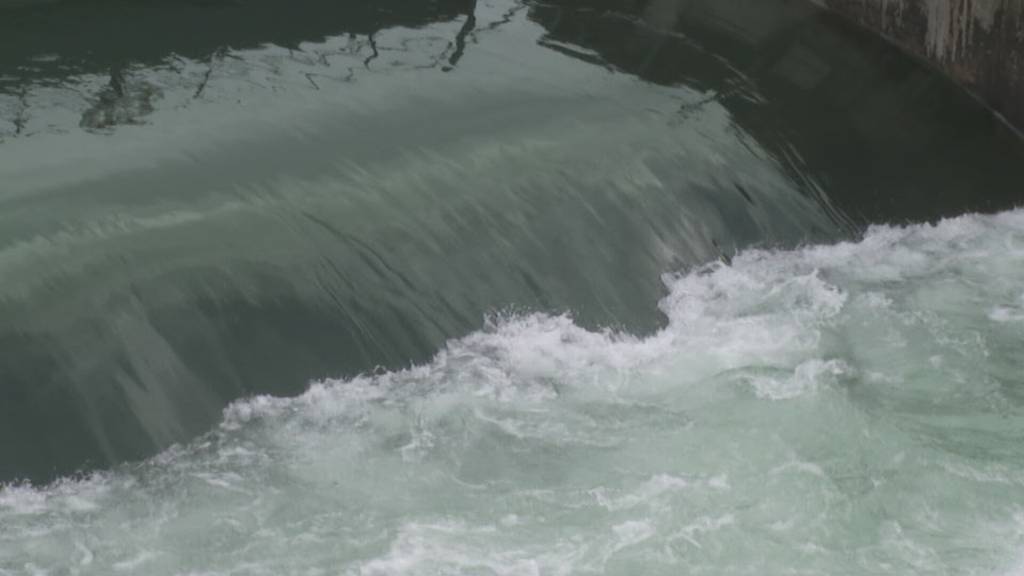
[3,208,1024,575]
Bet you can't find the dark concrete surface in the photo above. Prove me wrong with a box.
[816,0,1024,130]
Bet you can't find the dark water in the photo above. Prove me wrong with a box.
[1,0,1022,487]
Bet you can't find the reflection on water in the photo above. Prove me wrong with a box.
[0,0,1022,483]
[0,0,478,135]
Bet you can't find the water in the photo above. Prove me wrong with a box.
[4,211,1024,574]
[2,0,1024,572]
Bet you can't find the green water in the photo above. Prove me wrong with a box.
[1,0,1024,573]
[4,211,1024,574]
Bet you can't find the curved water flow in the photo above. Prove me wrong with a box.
[1,0,1024,573]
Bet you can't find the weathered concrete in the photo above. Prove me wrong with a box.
[814,0,1024,129]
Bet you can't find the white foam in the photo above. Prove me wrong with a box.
[3,208,1024,574]
[611,520,656,549]
[355,520,561,576]
[112,551,158,572]
[748,358,850,400]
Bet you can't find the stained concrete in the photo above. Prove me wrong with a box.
[814,0,1024,129]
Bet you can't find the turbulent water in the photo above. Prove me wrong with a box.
[4,211,1024,574]
[2,0,1024,573]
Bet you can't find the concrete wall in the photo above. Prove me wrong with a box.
[815,0,1024,129]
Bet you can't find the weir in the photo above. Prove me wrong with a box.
[3,0,1024,573]
[3,0,1024,486]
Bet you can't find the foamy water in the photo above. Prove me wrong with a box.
[3,209,1023,575]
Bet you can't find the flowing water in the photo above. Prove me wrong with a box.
[2,0,1024,573]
